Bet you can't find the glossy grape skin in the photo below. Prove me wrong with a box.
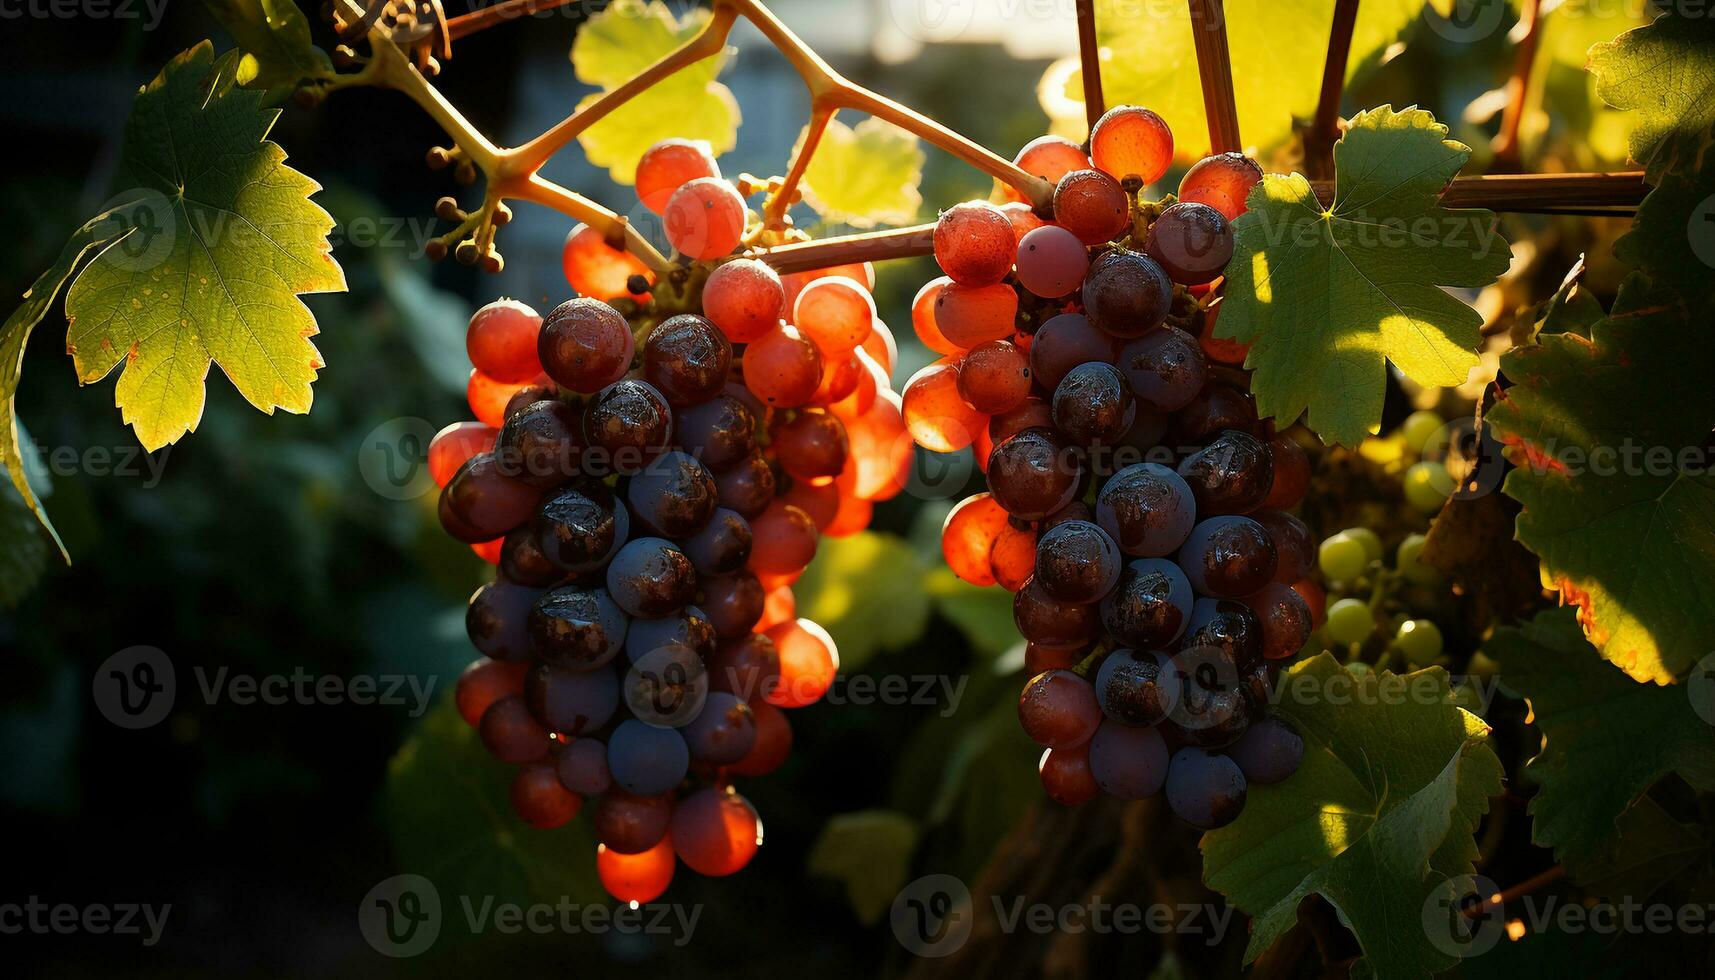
[989,521,1039,592]
[765,618,839,709]
[1015,225,1090,299]
[903,361,986,453]
[1095,463,1197,557]
[1260,434,1311,510]
[934,281,1019,348]
[606,719,690,796]
[597,838,675,904]
[702,258,784,343]
[1404,460,1452,513]
[1017,669,1101,749]
[1178,516,1278,598]
[1240,582,1314,661]
[911,277,964,355]
[479,695,551,764]
[467,370,545,429]
[664,176,746,260]
[643,314,732,407]
[1039,745,1100,805]
[706,632,780,703]
[1090,105,1174,184]
[957,340,1032,415]
[1094,648,1181,727]
[1254,510,1315,584]
[439,453,541,543]
[606,538,697,619]
[1035,520,1123,603]
[1397,533,1441,586]
[525,660,619,735]
[749,501,819,577]
[583,380,673,475]
[729,700,793,776]
[1087,720,1169,799]
[999,201,1046,243]
[676,395,757,471]
[1117,326,1206,411]
[536,481,628,574]
[511,760,583,828]
[1197,302,1249,366]
[429,421,498,488]
[1176,429,1275,516]
[467,299,543,384]
[1165,748,1246,828]
[1177,152,1263,222]
[466,580,542,662]
[783,262,876,312]
[700,571,766,640]
[1029,312,1114,392]
[456,657,528,726]
[1145,202,1234,285]
[1082,251,1173,338]
[1166,672,1251,749]
[626,605,718,664]
[712,456,776,522]
[989,397,1054,446]
[1100,558,1194,649]
[793,276,876,356]
[781,479,839,531]
[1051,361,1134,447]
[539,298,633,394]
[500,524,563,587]
[771,410,849,481]
[557,737,612,796]
[637,137,720,213]
[1395,618,1445,666]
[1014,576,1101,647]
[681,509,753,576]
[528,586,628,670]
[627,451,717,538]
[494,399,582,488]
[1008,135,1092,202]
[1317,531,1369,582]
[593,790,674,854]
[1225,717,1302,786]
[988,428,1081,521]
[1325,597,1374,646]
[670,787,763,876]
[942,494,1010,587]
[562,224,654,302]
[934,201,1017,286]
[743,326,824,409]
[1166,382,1260,448]
[1178,597,1265,673]
[1053,169,1131,245]
[680,691,758,765]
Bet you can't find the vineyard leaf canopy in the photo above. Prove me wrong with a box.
[808,810,921,925]
[791,531,931,671]
[1588,9,1715,181]
[1047,0,1430,156]
[1202,654,1503,980]
[64,43,344,453]
[1486,280,1715,684]
[798,117,925,228]
[1217,106,1512,446]
[203,0,335,91]
[572,0,740,184]
[1613,124,1715,317]
[1485,609,1715,866]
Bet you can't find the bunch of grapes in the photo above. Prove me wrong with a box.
[430,139,913,903]
[911,106,1314,829]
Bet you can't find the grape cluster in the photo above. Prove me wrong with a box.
[432,139,913,903]
[914,107,1310,829]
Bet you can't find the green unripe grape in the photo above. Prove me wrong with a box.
[1404,461,1451,513]
[1400,410,1444,457]
[1394,618,1444,665]
[1342,527,1383,563]
[1319,532,1369,583]
[1327,598,1376,645]
[1397,533,1441,586]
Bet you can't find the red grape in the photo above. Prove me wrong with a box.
[466,299,543,383]
[637,138,720,213]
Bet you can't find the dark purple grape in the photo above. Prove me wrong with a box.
[557,738,611,796]
[1094,648,1180,726]
[700,571,765,639]
[500,524,563,587]
[592,790,672,853]
[606,719,689,795]
[439,453,540,543]
[1017,669,1101,749]
[503,384,557,421]
[627,450,717,537]
[643,314,732,407]
[1226,716,1304,785]
[1118,326,1206,412]
[538,298,632,394]
[1166,382,1258,449]
[707,632,780,701]
[1099,557,1193,648]
[680,508,752,575]
[713,453,776,518]
[1241,583,1313,661]
[1029,312,1113,392]
[466,581,542,662]
[525,661,618,735]
[1254,510,1315,583]
[1014,576,1101,647]
[536,481,628,573]
[1087,720,1168,798]
[1095,462,1197,557]
[606,537,697,618]
[1177,597,1264,673]
[623,640,708,727]
[1176,430,1274,516]
[1178,516,1278,597]
[677,394,757,471]
[1081,251,1172,338]
[1166,677,1251,749]
[527,586,628,669]
[1145,202,1233,286]
[681,691,757,765]
[1052,361,1134,446]
[494,399,583,487]
[1165,747,1247,827]
[625,605,718,662]
[988,428,1081,521]
[1034,520,1122,602]
[583,379,673,475]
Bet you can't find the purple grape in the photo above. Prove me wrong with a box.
[1099,558,1193,649]
[606,719,690,795]
[680,691,758,765]
[1095,463,1197,557]
[1165,747,1247,828]
[1178,516,1278,597]
[1087,720,1168,798]
[1094,648,1180,727]
[525,661,619,735]
[556,738,611,796]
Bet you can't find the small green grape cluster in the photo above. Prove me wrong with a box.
[1394,409,1458,515]
[1312,524,1449,670]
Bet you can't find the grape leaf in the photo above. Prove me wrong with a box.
[1588,9,1715,181]
[1486,282,1715,683]
[1045,0,1429,158]
[1217,106,1512,446]
[1,210,125,555]
[571,0,739,184]
[808,809,921,925]
[64,43,344,452]
[203,0,335,92]
[799,117,924,228]
[1202,654,1503,979]
[0,483,49,606]
[1486,609,1715,865]
[1560,797,1708,899]
[792,531,931,672]
[1614,125,1715,317]
[928,569,1022,660]
[385,698,602,910]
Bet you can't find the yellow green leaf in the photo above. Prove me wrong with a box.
[799,117,925,228]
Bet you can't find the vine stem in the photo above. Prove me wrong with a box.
[1306,0,1360,180]
[1188,0,1243,153]
[1466,865,1565,917]
[1492,0,1545,171]
[1075,0,1105,129]
[446,0,579,41]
